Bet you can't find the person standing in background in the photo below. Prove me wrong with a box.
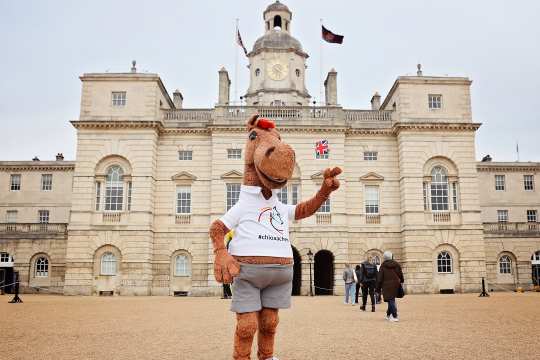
[359,256,378,312]
[354,264,362,305]
[376,251,404,322]
[342,263,355,305]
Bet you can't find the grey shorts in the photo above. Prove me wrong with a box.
[231,263,293,313]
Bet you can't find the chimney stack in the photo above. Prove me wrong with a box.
[218,67,231,106]
[370,92,381,110]
[173,90,183,109]
[56,153,64,161]
[324,68,338,106]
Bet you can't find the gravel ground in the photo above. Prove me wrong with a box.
[1,292,538,360]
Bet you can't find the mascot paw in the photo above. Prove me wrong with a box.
[322,167,342,192]
[214,250,240,284]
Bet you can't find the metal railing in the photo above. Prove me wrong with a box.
[484,222,540,235]
[0,223,67,234]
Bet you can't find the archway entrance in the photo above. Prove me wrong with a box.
[532,251,540,286]
[291,246,301,295]
[314,250,334,295]
[0,252,14,294]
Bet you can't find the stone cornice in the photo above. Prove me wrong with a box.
[71,120,164,132]
[0,162,75,172]
[346,128,393,135]
[477,162,540,172]
[392,122,481,134]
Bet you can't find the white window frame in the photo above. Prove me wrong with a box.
[276,183,300,206]
[495,175,505,191]
[317,198,331,213]
[364,185,380,214]
[524,175,534,191]
[227,148,242,159]
[95,182,102,211]
[176,186,192,214]
[10,174,21,191]
[41,174,53,191]
[437,251,452,273]
[111,91,126,107]
[38,210,50,224]
[6,210,17,223]
[104,166,124,212]
[0,252,10,263]
[497,210,508,223]
[499,255,512,274]
[178,150,193,160]
[35,257,49,277]
[428,94,442,109]
[127,181,133,211]
[527,210,537,223]
[430,166,449,212]
[175,254,191,276]
[363,151,378,161]
[226,183,241,211]
[100,252,117,275]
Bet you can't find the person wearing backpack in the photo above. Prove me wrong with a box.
[359,256,378,312]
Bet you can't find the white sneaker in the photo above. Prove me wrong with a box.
[266,357,279,360]
[389,315,399,322]
[385,314,390,320]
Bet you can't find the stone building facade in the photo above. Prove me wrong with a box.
[1,1,539,296]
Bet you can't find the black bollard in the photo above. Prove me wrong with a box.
[478,277,490,297]
[9,271,23,303]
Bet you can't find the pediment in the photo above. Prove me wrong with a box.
[171,171,197,182]
[221,170,243,180]
[359,172,384,182]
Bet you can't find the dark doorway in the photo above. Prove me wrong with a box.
[533,265,540,286]
[0,267,14,294]
[314,250,334,295]
[291,246,301,295]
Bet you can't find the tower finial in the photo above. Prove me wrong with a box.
[131,60,137,73]
[417,63,423,76]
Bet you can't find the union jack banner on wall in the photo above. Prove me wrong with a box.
[315,139,329,157]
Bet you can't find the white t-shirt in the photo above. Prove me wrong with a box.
[220,185,296,258]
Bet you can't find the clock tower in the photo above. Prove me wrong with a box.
[244,1,311,106]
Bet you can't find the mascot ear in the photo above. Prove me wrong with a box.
[246,114,260,130]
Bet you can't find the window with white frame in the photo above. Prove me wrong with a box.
[10,174,21,191]
[0,252,10,263]
[451,182,459,211]
[291,184,299,205]
[35,257,49,277]
[423,182,429,211]
[175,254,191,276]
[277,184,300,205]
[277,186,288,204]
[430,166,449,212]
[176,186,191,214]
[6,210,17,223]
[226,183,241,210]
[95,182,101,211]
[178,150,193,160]
[499,255,512,274]
[104,166,124,211]
[363,151,378,161]
[495,175,505,191]
[524,175,534,191]
[527,210,537,223]
[111,91,126,107]
[428,94,442,109]
[38,210,49,224]
[101,252,117,275]
[437,251,452,273]
[364,185,379,214]
[318,198,330,213]
[497,210,508,223]
[41,174,53,191]
[127,182,132,211]
[227,149,242,159]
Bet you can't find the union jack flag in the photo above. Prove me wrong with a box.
[315,139,329,156]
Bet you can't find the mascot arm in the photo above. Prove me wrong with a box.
[295,167,342,220]
[210,219,240,284]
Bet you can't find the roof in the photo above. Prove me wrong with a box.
[264,1,291,15]
[0,161,75,172]
[477,162,540,172]
[252,29,304,54]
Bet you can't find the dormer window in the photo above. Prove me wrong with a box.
[428,94,442,109]
[255,68,261,77]
[112,91,126,107]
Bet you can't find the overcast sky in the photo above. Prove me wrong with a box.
[1,0,539,162]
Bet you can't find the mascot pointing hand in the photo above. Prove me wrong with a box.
[210,114,341,360]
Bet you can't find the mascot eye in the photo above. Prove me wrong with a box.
[249,131,257,141]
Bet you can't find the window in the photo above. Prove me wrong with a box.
[363,151,378,161]
[452,182,459,211]
[176,186,191,214]
[318,198,330,213]
[104,166,124,211]
[423,182,429,211]
[127,182,132,211]
[101,252,117,275]
[0,253,10,263]
[175,255,191,276]
[227,149,242,159]
[6,210,17,223]
[437,251,452,273]
[295,69,300,77]
[178,150,193,160]
[524,175,534,191]
[428,94,442,109]
[277,186,288,204]
[111,91,126,107]
[38,210,49,224]
[527,210,537,223]
[255,68,261,76]
[277,184,300,205]
[10,174,21,191]
[497,210,508,223]
[364,185,379,214]
[95,182,101,211]
[430,166,449,211]
[291,184,299,205]
[499,255,512,274]
[495,175,505,191]
[41,174,52,191]
[226,183,241,210]
[35,257,49,277]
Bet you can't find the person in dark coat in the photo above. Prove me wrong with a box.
[376,251,404,322]
[359,256,378,312]
[354,265,362,304]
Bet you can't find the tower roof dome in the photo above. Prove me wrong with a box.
[252,29,303,53]
[264,1,291,16]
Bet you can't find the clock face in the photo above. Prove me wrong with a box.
[266,59,288,81]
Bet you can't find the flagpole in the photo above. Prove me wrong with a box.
[516,141,520,162]
[234,19,239,105]
[320,19,324,106]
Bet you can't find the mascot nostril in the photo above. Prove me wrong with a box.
[209,114,342,360]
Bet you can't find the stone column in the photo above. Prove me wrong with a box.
[324,68,337,106]
[218,67,231,106]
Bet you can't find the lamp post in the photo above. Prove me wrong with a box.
[307,249,314,296]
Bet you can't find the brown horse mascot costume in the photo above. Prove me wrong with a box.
[210,114,341,360]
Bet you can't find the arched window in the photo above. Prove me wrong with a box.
[371,255,381,266]
[35,257,49,277]
[101,252,117,275]
[255,68,260,77]
[295,69,300,77]
[175,254,191,276]
[437,251,452,273]
[532,251,540,262]
[273,15,282,29]
[430,166,449,211]
[105,165,124,211]
[499,255,512,274]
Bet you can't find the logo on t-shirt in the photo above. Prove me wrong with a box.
[258,206,284,234]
